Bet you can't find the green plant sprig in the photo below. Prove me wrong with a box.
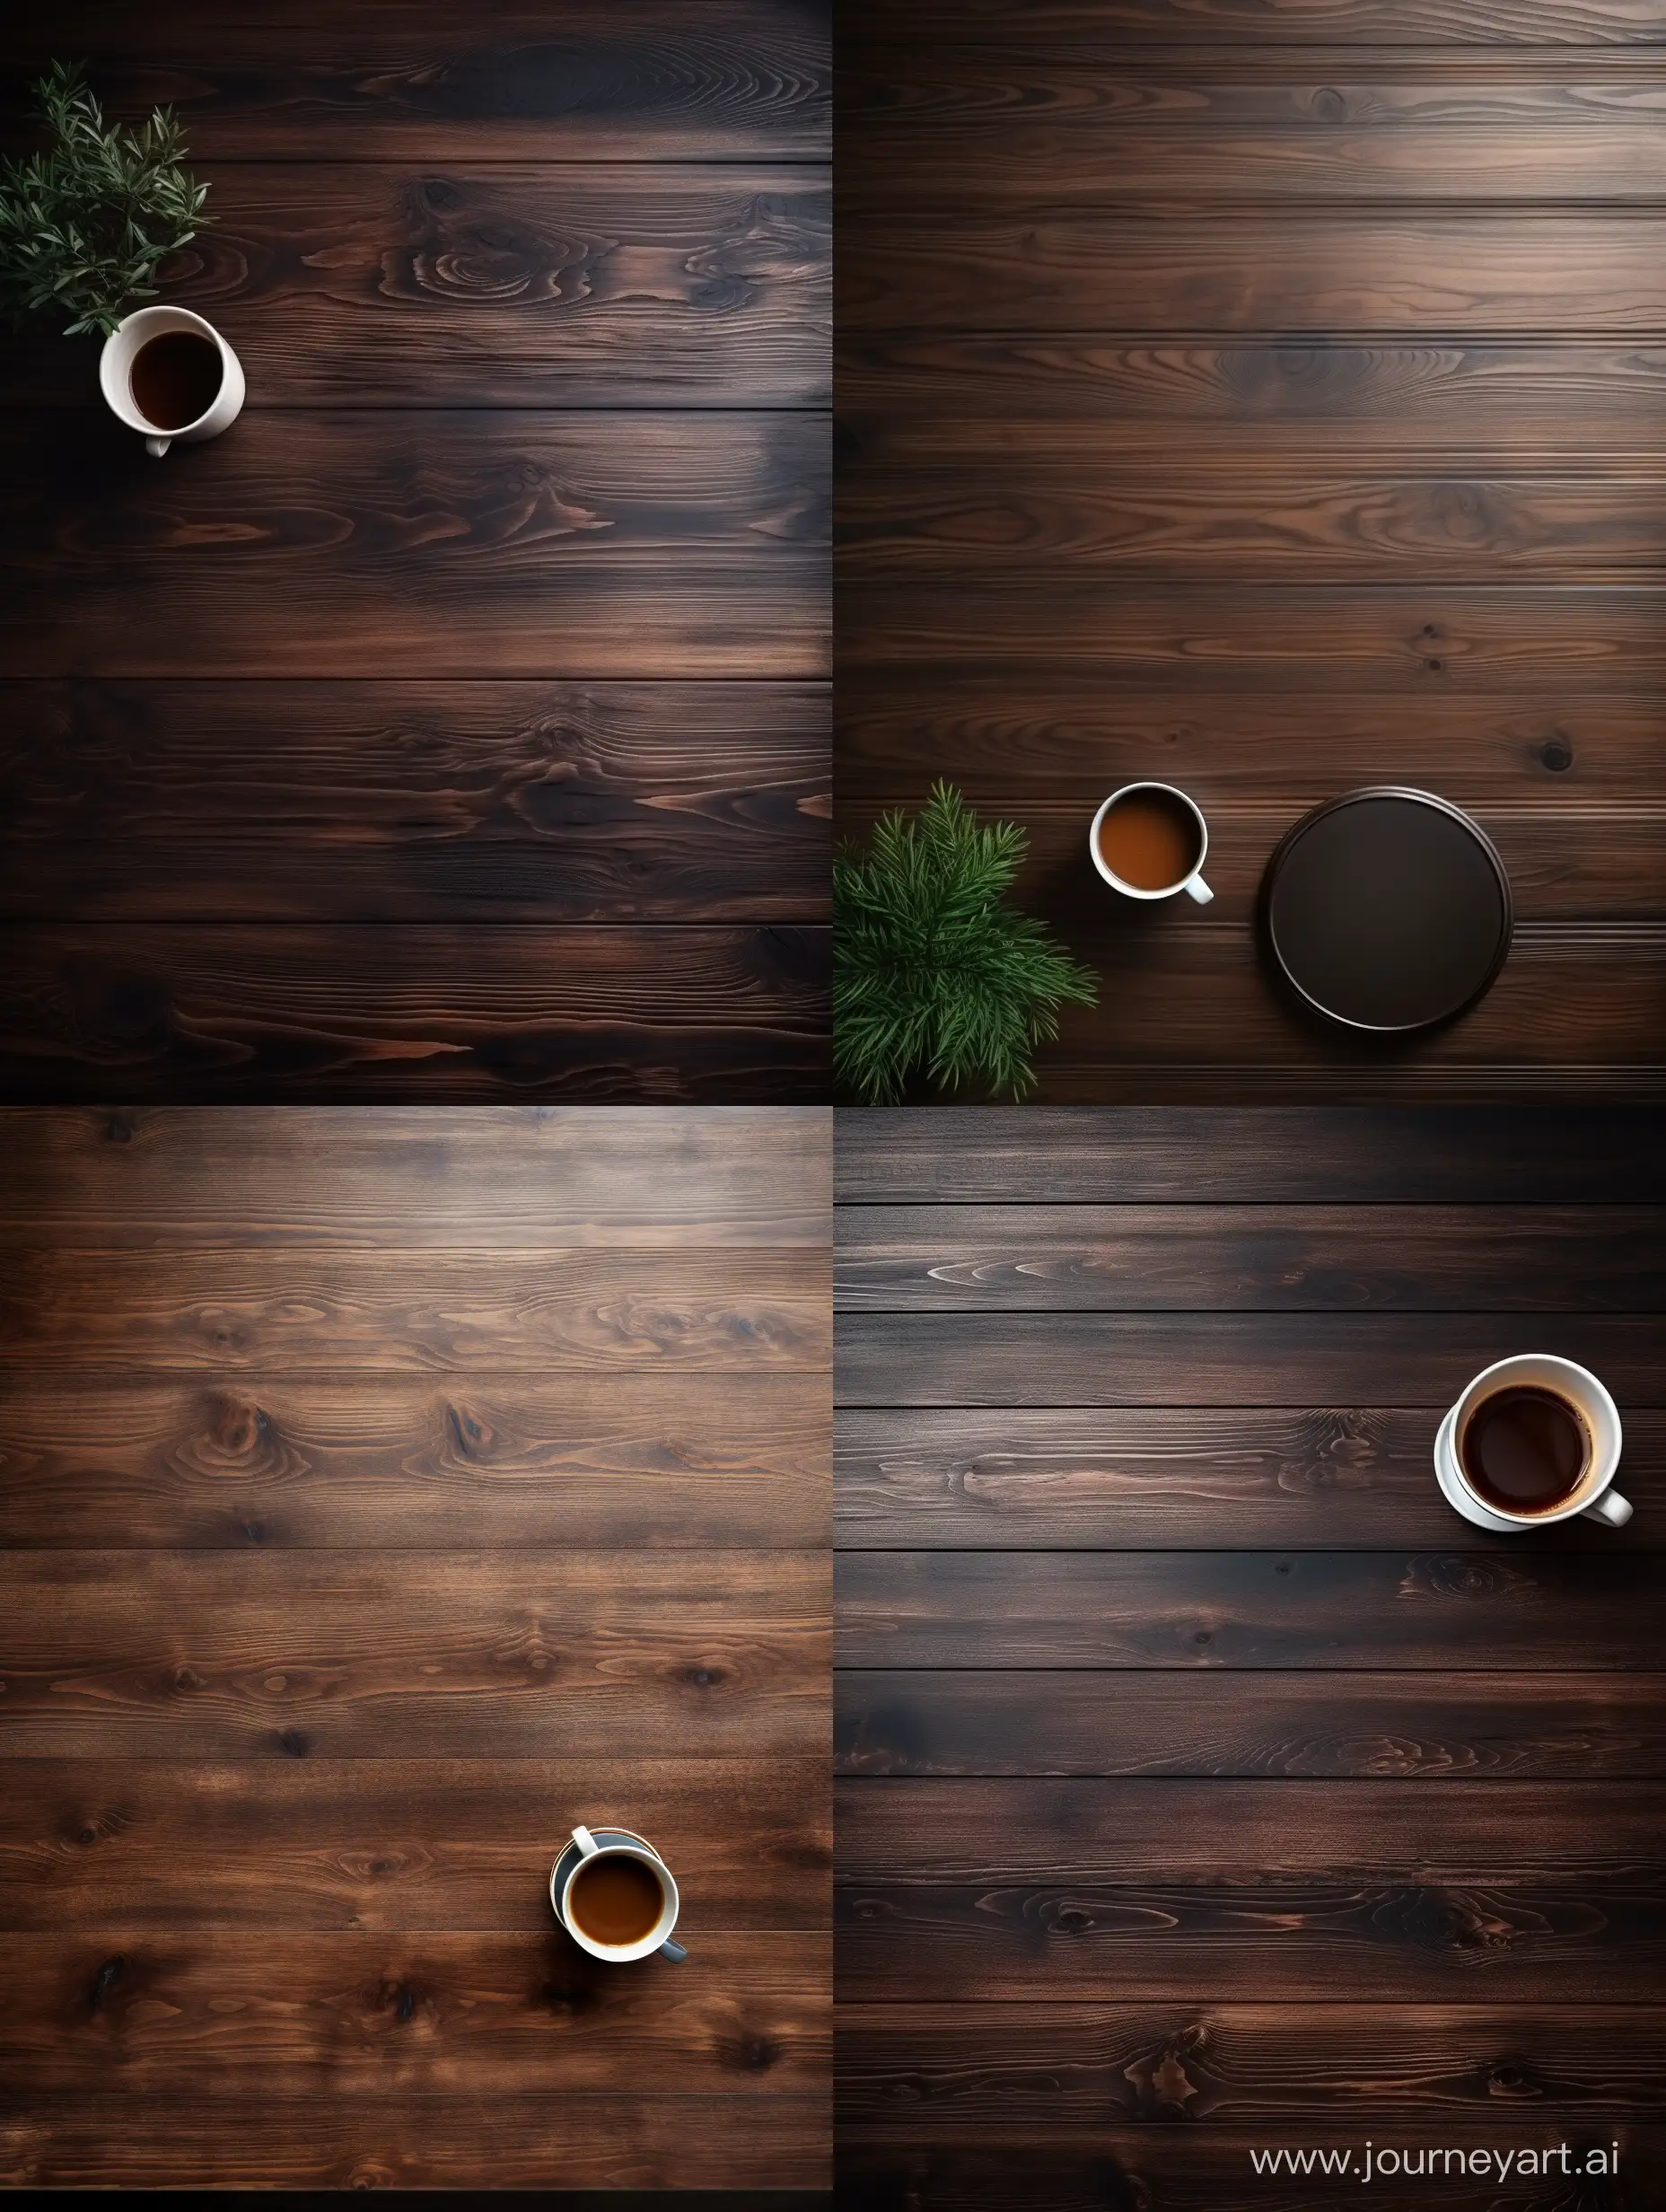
[0,59,210,337]
[834,781,1099,1104]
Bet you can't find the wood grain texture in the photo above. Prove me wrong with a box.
[0,681,829,926]
[0,1928,829,2096]
[840,339,1666,436]
[842,1771,1666,1999]
[837,1310,1666,1406]
[837,1203,1666,1309]
[835,1106,1666,2183]
[836,1778,1666,1882]
[0,1374,829,1549]
[0,924,829,1102]
[840,213,1666,336]
[0,411,828,681]
[846,2,1666,47]
[833,1106,1666,1200]
[0,1549,828,1760]
[843,443,1666,584]
[0,1247,828,1374]
[0,1107,831,2186]
[9,168,829,410]
[837,1671,1666,1778]
[837,1551,1664,1670]
[0,1106,831,1246]
[839,2000,1666,2124]
[0,3,829,1105]
[0,1,832,159]
[0,2094,830,2191]
[0,1757,829,1931]
[837,1880,1666,2001]
[836,1406,1666,1549]
[838,1,1666,1102]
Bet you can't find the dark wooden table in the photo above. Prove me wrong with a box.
[835,1108,1666,2209]
[0,2,830,1101]
[838,0,1666,1101]
[0,1106,831,2190]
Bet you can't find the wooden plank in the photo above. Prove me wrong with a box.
[841,797,1666,926]
[0,1756,828,1932]
[0,1247,829,1375]
[0,1928,829,2096]
[836,1671,1666,1777]
[840,212,1666,336]
[835,1406,1666,1549]
[845,2,1666,48]
[0,1106,830,1247]
[843,122,1666,204]
[842,583,1666,685]
[0,681,829,927]
[839,674,1666,812]
[0,1,832,159]
[0,1549,826,1760]
[0,2091,830,2190]
[0,413,828,681]
[11,167,830,412]
[836,1310,1666,1407]
[1006,925,1666,1098]
[837,1203,1666,1310]
[834,1777,1666,1882]
[0,1374,828,1550]
[838,340,1666,436]
[841,447,1666,584]
[0,925,829,1103]
[832,1107,1666,1202]
[836,1878,1666,2001]
[837,1552,1664,1672]
[838,2001,1666,2126]
[837,2134,1662,2212]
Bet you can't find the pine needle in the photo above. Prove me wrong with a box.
[0,60,211,338]
[834,782,1098,1103]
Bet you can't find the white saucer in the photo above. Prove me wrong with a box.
[1434,1404,1523,1533]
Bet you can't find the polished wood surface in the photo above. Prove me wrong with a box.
[835,1107,1666,2208]
[0,1106,831,2190]
[838,0,1666,1101]
[0,3,829,1101]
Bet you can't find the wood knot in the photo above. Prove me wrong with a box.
[103,1111,135,1144]
[278,1729,311,1759]
[90,1954,126,2009]
[727,2031,780,2072]
[683,1666,723,1688]
[1541,737,1574,772]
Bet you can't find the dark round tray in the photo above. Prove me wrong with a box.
[1261,788,1512,1033]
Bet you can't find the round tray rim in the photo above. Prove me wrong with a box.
[1261,785,1513,1035]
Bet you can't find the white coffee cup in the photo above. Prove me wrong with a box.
[1089,781,1214,904]
[1437,1354,1631,1531]
[98,304,245,458]
[552,1825,687,1964]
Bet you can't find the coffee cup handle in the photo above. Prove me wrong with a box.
[145,436,171,459]
[572,1824,600,1857]
[1185,873,1214,905]
[1583,1488,1633,1527]
[657,1936,688,1962]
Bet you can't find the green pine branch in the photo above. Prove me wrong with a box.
[835,782,1098,1104]
[0,60,211,337]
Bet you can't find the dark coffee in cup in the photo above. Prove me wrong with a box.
[129,330,223,431]
[1459,1384,1590,1515]
[567,1852,665,1947]
[1096,786,1203,892]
